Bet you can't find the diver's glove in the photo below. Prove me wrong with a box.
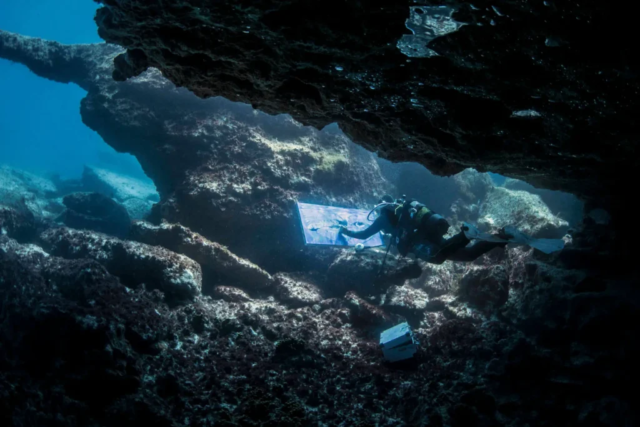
[338,226,347,235]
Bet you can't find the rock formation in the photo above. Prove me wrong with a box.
[0,29,391,271]
[0,21,638,427]
[0,178,635,426]
[0,165,64,222]
[478,187,569,238]
[0,205,38,243]
[92,0,639,220]
[326,249,422,296]
[60,192,131,238]
[82,165,159,220]
[40,227,202,302]
[129,221,272,291]
[272,273,324,308]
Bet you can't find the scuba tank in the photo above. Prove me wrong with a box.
[378,196,439,274]
[378,195,407,275]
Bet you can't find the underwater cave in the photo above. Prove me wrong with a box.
[0,1,638,426]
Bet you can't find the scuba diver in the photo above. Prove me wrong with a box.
[339,195,515,265]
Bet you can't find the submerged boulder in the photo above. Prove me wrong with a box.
[272,273,323,308]
[0,235,50,267]
[503,178,584,227]
[478,187,569,238]
[0,204,39,242]
[408,262,461,298]
[60,192,131,238]
[130,221,272,290]
[0,165,64,221]
[327,249,422,296]
[383,284,429,321]
[453,169,494,204]
[344,291,402,331]
[82,165,158,219]
[40,227,201,302]
[212,286,252,303]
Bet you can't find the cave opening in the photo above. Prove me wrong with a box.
[320,122,585,241]
[0,0,158,221]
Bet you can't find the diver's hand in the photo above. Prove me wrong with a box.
[338,226,347,235]
[498,227,514,240]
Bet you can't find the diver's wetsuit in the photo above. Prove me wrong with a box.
[340,202,506,265]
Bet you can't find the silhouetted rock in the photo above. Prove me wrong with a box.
[40,227,201,302]
[61,192,131,237]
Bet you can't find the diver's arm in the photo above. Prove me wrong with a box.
[340,216,387,240]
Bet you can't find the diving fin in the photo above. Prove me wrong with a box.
[502,226,565,254]
[462,222,506,243]
[463,223,565,254]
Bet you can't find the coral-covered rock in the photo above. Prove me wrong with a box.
[212,286,252,303]
[273,273,323,308]
[0,235,50,267]
[0,237,188,425]
[130,221,272,290]
[408,262,460,298]
[383,284,429,321]
[445,169,495,225]
[478,187,569,238]
[344,291,402,332]
[40,227,201,302]
[60,192,131,237]
[0,229,636,426]
[503,177,584,227]
[425,294,456,313]
[458,265,509,313]
[327,249,422,296]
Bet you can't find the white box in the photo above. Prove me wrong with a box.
[379,322,418,362]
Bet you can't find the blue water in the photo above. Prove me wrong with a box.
[488,172,507,186]
[0,0,148,180]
